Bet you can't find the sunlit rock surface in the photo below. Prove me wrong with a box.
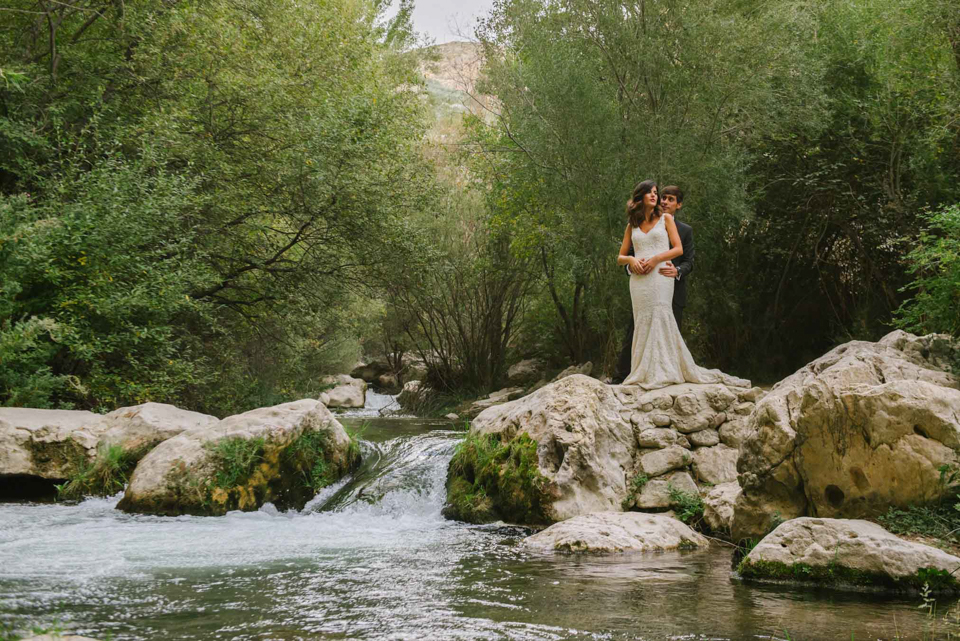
[522,512,709,553]
[733,331,960,541]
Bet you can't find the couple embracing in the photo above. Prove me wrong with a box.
[615,180,747,390]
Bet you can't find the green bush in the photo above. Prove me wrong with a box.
[896,204,960,339]
[445,431,550,524]
[57,444,144,500]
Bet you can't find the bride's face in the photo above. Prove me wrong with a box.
[644,187,658,209]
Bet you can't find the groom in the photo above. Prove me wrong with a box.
[615,185,696,384]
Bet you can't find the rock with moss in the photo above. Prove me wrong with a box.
[117,399,360,516]
[0,408,108,483]
[732,331,960,541]
[521,512,709,554]
[444,375,749,525]
[738,517,960,593]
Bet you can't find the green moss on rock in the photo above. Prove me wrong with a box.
[737,558,960,593]
[444,431,551,525]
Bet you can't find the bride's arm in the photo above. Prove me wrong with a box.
[617,224,641,273]
[650,214,683,266]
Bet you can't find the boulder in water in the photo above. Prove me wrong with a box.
[733,331,960,541]
[321,374,367,408]
[0,408,107,483]
[738,517,960,592]
[444,375,749,524]
[521,512,709,554]
[117,399,359,516]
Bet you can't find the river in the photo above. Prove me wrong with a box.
[0,408,950,640]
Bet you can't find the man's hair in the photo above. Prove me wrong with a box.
[661,185,684,203]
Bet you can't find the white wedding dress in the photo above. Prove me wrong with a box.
[622,216,749,389]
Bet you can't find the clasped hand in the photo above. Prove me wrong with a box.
[628,256,658,275]
[629,257,676,277]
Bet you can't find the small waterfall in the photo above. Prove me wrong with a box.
[335,387,406,418]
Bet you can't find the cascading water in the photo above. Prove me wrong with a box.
[0,418,939,640]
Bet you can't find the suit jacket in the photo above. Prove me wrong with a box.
[625,218,695,308]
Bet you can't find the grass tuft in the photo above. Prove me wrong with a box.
[668,483,705,527]
[56,443,145,500]
[445,430,550,525]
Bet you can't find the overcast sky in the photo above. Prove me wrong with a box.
[395,0,496,43]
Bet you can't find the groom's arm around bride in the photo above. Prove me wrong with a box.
[614,185,695,384]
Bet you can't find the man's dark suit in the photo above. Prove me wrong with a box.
[615,219,695,383]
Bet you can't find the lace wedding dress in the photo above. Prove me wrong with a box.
[622,216,749,389]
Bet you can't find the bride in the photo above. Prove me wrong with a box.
[617,180,748,389]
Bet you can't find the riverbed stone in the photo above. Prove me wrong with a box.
[703,482,741,533]
[739,518,960,592]
[0,408,107,481]
[118,399,359,516]
[521,512,709,554]
[321,375,367,408]
[732,331,960,541]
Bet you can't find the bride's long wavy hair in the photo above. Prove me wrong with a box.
[626,179,660,229]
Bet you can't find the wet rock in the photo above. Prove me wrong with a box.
[521,512,708,554]
[739,518,960,592]
[733,331,960,541]
[321,375,367,408]
[118,400,358,516]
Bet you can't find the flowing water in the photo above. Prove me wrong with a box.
[0,415,949,640]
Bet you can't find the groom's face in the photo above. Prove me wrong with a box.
[661,194,682,216]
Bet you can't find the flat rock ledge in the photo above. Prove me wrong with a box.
[444,374,755,525]
[522,512,709,554]
[738,518,960,593]
[118,399,359,516]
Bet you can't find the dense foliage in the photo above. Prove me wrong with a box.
[0,0,434,413]
[1,0,957,411]
[469,0,960,380]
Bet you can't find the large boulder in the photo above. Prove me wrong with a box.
[98,402,219,454]
[738,517,960,592]
[321,375,367,409]
[733,331,960,541]
[521,512,709,554]
[444,374,750,524]
[0,408,107,481]
[397,380,434,412]
[117,400,359,516]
